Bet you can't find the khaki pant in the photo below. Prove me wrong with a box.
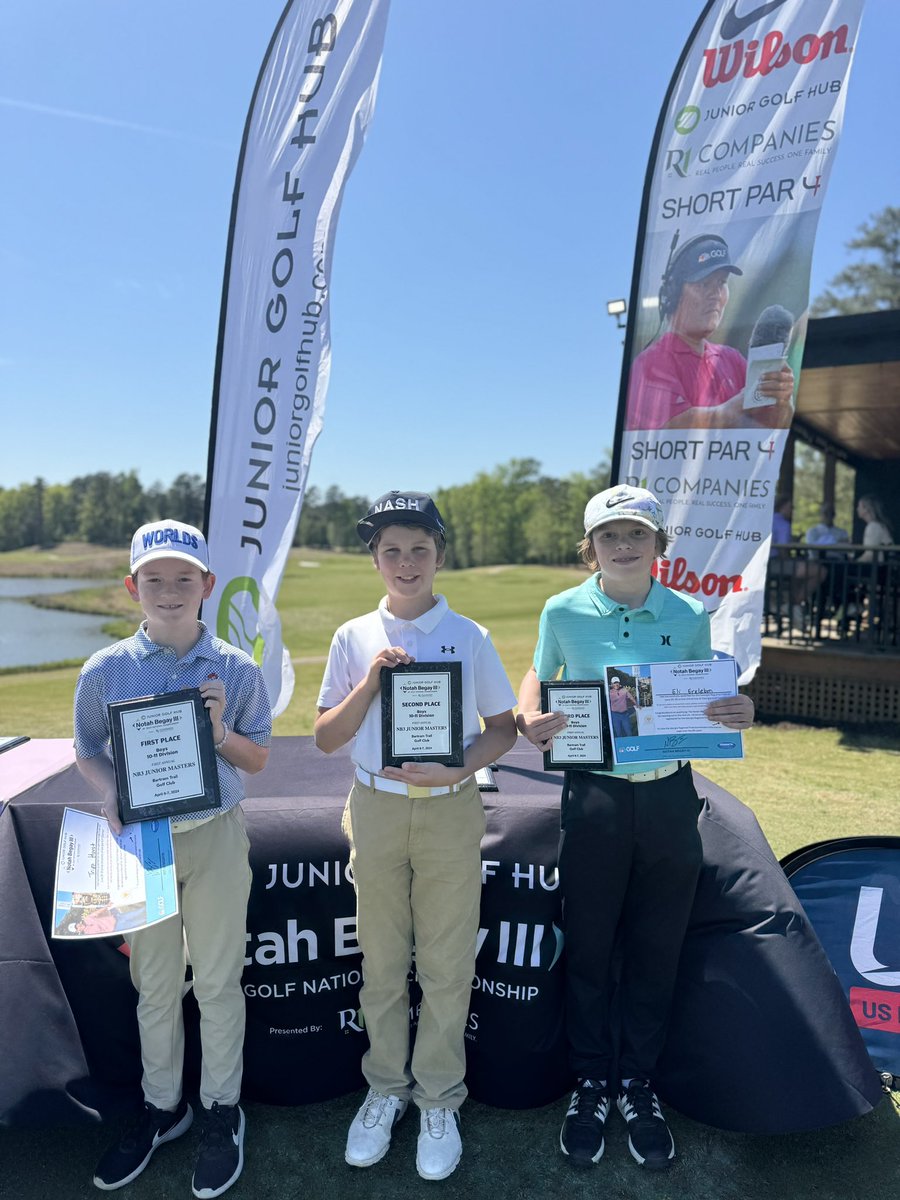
[126,806,252,1111]
[342,776,484,1111]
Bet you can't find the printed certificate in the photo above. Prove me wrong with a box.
[605,659,744,765]
[52,807,178,939]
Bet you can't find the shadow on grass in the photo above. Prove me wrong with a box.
[755,717,899,755]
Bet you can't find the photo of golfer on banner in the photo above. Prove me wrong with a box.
[625,229,796,431]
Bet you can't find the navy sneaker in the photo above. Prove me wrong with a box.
[192,1102,245,1198]
[617,1080,675,1170]
[559,1080,610,1167]
[93,1099,193,1190]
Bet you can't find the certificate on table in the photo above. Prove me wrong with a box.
[605,660,744,765]
[51,807,178,939]
[381,661,464,768]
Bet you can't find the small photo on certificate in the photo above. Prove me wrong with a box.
[605,660,744,765]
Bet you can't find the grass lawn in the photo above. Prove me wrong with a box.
[3,1087,898,1200]
[2,545,898,1196]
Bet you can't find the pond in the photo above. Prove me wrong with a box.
[0,579,118,669]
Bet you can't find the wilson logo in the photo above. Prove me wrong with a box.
[702,25,851,89]
[654,556,744,599]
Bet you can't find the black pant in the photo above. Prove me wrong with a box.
[558,766,703,1082]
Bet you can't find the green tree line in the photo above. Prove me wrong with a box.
[2,446,852,563]
[0,472,206,552]
[1,459,612,568]
[293,458,612,567]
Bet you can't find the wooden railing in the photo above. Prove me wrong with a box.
[763,543,900,651]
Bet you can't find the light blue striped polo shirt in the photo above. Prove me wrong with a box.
[74,621,271,824]
[533,575,711,776]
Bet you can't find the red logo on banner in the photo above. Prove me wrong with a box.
[849,986,900,1034]
[653,556,744,598]
[702,26,851,89]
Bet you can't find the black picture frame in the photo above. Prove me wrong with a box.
[108,689,221,825]
[380,661,465,768]
[540,679,610,772]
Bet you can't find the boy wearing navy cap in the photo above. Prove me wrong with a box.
[517,486,753,1172]
[316,491,516,1181]
[74,519,271,1197]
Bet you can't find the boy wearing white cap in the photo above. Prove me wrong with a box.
[316,491,516,1181]
[74,519,271,1198]
[517,486,752,1173]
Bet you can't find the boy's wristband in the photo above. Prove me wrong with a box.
[214,721,229,751]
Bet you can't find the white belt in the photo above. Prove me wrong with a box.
[617,760,686,784]
[355,767,463,797]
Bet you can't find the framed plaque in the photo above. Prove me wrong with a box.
[108,689,221,825]
[540,679,610,771]
[381,661,464,768]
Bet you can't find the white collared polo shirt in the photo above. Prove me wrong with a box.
[318,594,515,775]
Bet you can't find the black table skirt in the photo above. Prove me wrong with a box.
[0,739,882,1131]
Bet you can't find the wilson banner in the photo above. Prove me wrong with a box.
[204,0,390,714]
[612,0,867,682]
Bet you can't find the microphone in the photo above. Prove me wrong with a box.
[749,304,794,350]
[744,305,794,410]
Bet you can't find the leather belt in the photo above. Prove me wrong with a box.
[355,767,463,798]
[618,760,686,783]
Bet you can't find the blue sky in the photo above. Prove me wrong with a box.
[1,0,896,499]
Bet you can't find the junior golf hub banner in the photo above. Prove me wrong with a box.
[613,0,866,682]
[205,0,390,714]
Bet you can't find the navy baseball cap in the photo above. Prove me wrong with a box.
[357,491,446,547]
[130,520,209,572]
[678,236,743,284]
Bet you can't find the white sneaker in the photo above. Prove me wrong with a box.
[416,1107,462,1181]
[345,1089,408,1167]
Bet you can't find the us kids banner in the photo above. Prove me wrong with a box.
[204,0,391,715]
[611,0,867,683]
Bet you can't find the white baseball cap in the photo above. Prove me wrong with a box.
[130,520,209,572]
[584,485,664,536]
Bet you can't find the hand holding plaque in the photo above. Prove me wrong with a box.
[108,689,222,825]
[381,662,464,768]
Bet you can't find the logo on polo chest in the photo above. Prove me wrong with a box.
[441,645,456,654]
[660,635,672,646]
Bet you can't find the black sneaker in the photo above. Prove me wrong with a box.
[617,1080,675,1170]
[93,1099,193,1190]
[192,1102,245,1199]
[559,1080,610,1167]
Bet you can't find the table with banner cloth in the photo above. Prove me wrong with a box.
[0,738,882,1130]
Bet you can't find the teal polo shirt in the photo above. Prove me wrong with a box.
[533,575,712,776]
